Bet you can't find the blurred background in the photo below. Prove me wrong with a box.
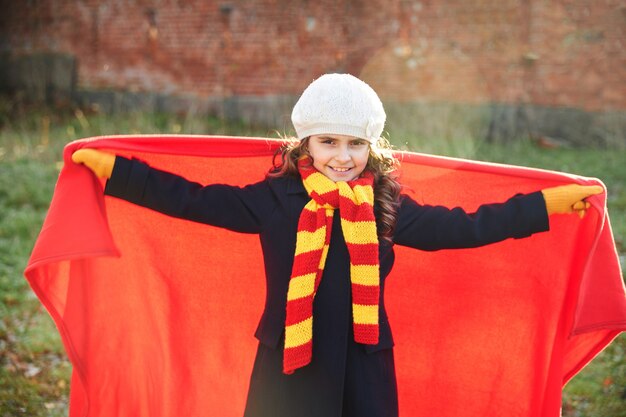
[0,0,624,416]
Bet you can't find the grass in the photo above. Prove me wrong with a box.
[0,102,624,416]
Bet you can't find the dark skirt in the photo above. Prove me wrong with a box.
[243,336,399,417]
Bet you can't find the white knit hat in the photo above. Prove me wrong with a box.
[291,73,386,143]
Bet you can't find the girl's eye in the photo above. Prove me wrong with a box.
[351,141,367,146]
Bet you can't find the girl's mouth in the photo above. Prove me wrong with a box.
[330,167,352,172]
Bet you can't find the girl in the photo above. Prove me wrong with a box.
[72,73,601,417]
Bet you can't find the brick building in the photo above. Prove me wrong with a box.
[1,0,624,146]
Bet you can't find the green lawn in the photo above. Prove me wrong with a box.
[1,106,624,416]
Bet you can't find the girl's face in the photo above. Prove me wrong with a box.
[306,134,370,182]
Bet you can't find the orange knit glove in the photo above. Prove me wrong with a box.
[541,184,603,218]
[71,149,116,179]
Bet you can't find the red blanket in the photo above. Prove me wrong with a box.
[25,135,625,417]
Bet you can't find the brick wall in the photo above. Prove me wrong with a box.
[2,0,624,110]
[1,0,624,145]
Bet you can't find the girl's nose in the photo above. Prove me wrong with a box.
[335,146,351,162]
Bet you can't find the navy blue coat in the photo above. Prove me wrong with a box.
[105,156,550,417]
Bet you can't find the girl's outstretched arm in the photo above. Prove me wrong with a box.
[394,183,603,251]
[71,149,275,233]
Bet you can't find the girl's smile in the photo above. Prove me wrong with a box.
[307,134,370,182]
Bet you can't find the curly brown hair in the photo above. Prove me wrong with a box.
[268,137,402,243]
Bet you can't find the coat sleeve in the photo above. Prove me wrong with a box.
[104,156,275,234]
[393,191,550,251]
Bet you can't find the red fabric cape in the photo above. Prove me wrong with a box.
[25,135,625,417]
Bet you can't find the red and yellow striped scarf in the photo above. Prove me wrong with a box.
[283,158,380,374]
